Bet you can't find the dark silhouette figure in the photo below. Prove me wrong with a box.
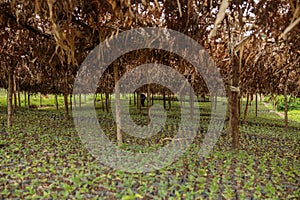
[141,94,146,107]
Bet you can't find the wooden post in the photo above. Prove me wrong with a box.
[231,54,240,149]
[54,94,58,110]
[168,92,171,111]
[17,80,21,107]
[79,93,82,108]
[255,93,258,117]
[7,66,14,128]
[28,92,31,109]
[114,64,122,145]
[190,87,194,120]
[105,92,109,113]
[63,92,70,120]
[147,84,151,124]
[73,94,76,109]
[70,94,72,111]
[101,93,105,112]
[284,85,288,132]
[13,73,17,112]
[163,91,166,109]
[24,91,27,107]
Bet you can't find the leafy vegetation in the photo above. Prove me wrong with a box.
[0,100,299,199]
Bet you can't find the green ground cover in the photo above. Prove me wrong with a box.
[0,96,299,199]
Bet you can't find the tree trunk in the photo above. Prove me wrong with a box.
[73,94,76,109]
[24,91,27,107]
[17,80,21,107]
[28,92,31,109]
[226,90,231,137]
[13,73,17,112]
[63,93,70,120]
[40,94,42,107]
[137,91,141,114]
[238,95,241,117]
[105,92,109,113]
[147,85,151,124]
[101,93,105,112]
[168,93,171,111]
[114,64,122,145]
[133,92,136,106]
[231,55,239,149]
[163,91,166,110]
[214,95,217,110]
[284,86,288,132]
[243,93,250,124]
[7,67,14,128]
[54,94,58,110]
[190,88,194,120]
[255,93,258,117]
[79,93,82,108]
[180,91,183,108]
[70,94,72,111]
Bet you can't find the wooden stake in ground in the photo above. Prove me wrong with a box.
[7,64,14,128]
[231,54,240,149]
[284,83,289,132]
[63,92,69,120]
[114,63,122,145]
[147,84,151,124]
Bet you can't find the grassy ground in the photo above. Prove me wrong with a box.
[0,95,299,199]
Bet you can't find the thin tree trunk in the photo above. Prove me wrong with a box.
[24,91,27,107]
[238,95,241,117]
[147,85,151,124]
[105,92,109,113]
[168,92,172,110]
[7,67,14,128]
[190,87,194,120]
[54,94,58,111]
[284,85,288,132]
[231,55,239,149]
[180,92,183,108]
[93,93,96,108]
[226,89,231,137]
[73,94,76,109]
[137,91,141,114]
[260,93,262,102]
[214,95,217,110]
[79,93,82,108]
[168,93,171,111]
[243,93,250,124]
[28,92,31,109]
[133,92,136,106]
[114,64,122,145]
[40,94,42,107]
[255,93,258,117]
[63,92,70,120]
[17,80,21,107]
[163,91,166,109]
[101,93,105,112]
[13,73,17,112]
[70,94,72,111]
